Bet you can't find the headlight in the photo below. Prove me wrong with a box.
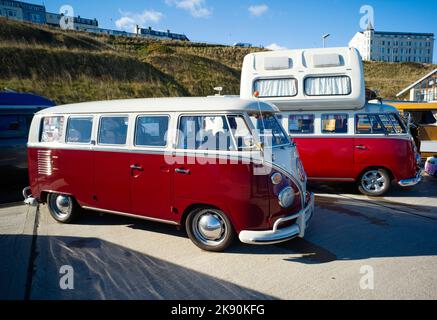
[271,173,283,185]
[278,187,294,208]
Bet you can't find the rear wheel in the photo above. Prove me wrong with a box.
[358,168,391,196]
[186,208,235,252]
[47,193,81,223]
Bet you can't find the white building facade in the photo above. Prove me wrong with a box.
[349,23,434,63]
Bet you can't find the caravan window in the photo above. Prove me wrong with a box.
[254,78,298,98]
[305,76,351,96]
[356,114,385,134]
[288,114,315,134]
[321,114,348,134]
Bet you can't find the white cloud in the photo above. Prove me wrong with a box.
[266,43,288,51]
[248,4,268,17]
[115,10,163,32]
[166,0,212,18]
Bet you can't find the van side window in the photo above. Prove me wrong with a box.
[289,114,315,134]
[305,76,351,96]
[135,116,169,147]
[177,115,233,151]
[0,115,27,139]
[356,114,384,134]
[227,115,253,151]
[321,114,348,134]
[98,116,128,145]
[379,114,406,134]
[66,117,93,144]
[40,116,64,142]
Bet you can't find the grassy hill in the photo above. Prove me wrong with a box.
[0,18,435,104]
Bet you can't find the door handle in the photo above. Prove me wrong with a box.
[175,168,190,175]
[355,145,367,150]
[130,164,144,171]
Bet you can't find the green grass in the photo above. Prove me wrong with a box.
[0,17,435,104]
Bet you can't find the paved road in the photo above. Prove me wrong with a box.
[1,176,436,300]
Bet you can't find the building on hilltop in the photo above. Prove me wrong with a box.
[349,22,434,63]
[135,25,189,41]
[46,12,98,31]
[0,0,46,24]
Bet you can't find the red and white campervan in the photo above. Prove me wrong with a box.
[24,97,314,251]
[241,47,422,196]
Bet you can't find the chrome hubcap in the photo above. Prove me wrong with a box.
[193,211,226,246]
[362,171,386,193]
[50,194,72,218]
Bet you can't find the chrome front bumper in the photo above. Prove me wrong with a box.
[239,193,315,245]
[398,172,423,187]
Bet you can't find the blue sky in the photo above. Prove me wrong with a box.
[39,0,436,61]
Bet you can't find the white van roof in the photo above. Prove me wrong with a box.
[240,47,366,110]
[37,97,279,115]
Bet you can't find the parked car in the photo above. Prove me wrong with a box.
[24,97,314,251]
[240,47,422,196]
[0,91,55,189]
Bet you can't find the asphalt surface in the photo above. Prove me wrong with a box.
[1,176,436,300]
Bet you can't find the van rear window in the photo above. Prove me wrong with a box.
[41,116,64,143]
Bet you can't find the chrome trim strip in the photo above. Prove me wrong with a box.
[82,206,180,225]
[308,177,356,182]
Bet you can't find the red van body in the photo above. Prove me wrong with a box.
[25,97,314,251]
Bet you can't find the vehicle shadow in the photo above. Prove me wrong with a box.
[308,175,437,198]
[74,197,437,266]
[0,234,276,300]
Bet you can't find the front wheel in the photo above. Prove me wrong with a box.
[47,193,81,223]
[358,168,391,196]
[186,208,235,252]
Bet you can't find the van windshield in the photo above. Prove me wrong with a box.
[248,112,290,147]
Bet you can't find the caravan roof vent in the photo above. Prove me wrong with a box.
[312,53,342,68]
[264,57,292,70]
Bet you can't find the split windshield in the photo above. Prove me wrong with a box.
[248,112,291,147]
[176,112,289,151]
